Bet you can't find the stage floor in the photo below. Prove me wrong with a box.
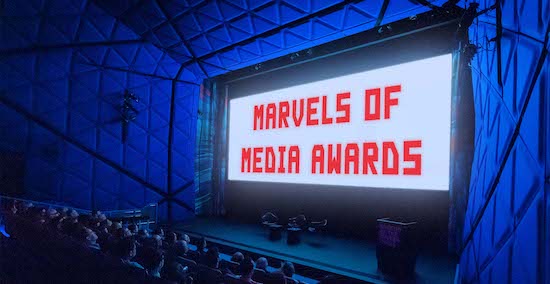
[173,217,457,284]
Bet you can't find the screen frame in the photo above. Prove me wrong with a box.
[216,12,465,194]
[225,53,454,191]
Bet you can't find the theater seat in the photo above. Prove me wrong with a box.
[195,264,223,284]
[285,276,299,284]
[252,268,267,282]
[224,274,250,284]
[259,271,286,284]
[175,256,197,271]
[220,259,240,274]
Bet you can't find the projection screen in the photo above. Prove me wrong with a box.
[227,53,453,191]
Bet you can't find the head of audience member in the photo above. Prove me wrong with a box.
[137,229,149,241]
[68,209,79,220]
[197,236,207,252]
[113,222,122,230]
[128,224,138,235]
[231,252,244,263]
[152,228,164,239]
[97,233,114,254]
[240,257,255,280]
[79,227,99,248]
[100,219,112,228]
[173,240,189,257]
[60,207,69,217]
[203,246,219,269]
[21,202,34,214]
[46,208,59,220]
[256,257,268,272]
[142,247,164,278]
[116,238,137,261]
[182,233,191,243]
[166,232,177,245]
[280,261,295,278]
[97,212,106,222]
[151,234,163,249]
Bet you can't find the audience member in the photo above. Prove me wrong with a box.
[173,240,189,258]
[78,227,100,250]
[151,234,163,249]
[188,236,207,262]
[153,228,165,239]
[197,236,207,252]
[165,232,177,248]
[202,246,220,269]
[128,223,138,235]
[141,247,164,278]
[2,201,326,284]
[255,257,268,272]
[116,238,144,269]
[238,257,259,284]
[231,251,244,263]
[137,229,149,243]
[182,233,191,243]
[281,261,295,278]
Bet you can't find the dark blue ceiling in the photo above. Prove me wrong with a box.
[92,0,450,79]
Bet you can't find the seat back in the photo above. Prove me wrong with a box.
[261,271,286,284]
[176,256,197,270]
[285,276,299,284]
[220,259,240,274]
[195,264,223,284]
[252,268,267,283]
[224,274,253,284]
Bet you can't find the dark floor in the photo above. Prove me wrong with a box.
[173,217,457,284]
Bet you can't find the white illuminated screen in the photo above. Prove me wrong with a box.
[228,54,453,190]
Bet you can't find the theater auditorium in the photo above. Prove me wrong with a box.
[0,0,547,283]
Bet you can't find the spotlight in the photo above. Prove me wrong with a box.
[306,49,313,56]
[254,63,262,70]
[290,52,300,61]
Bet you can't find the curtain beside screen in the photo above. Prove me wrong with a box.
[195,79,227,216]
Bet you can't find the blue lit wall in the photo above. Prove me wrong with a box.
[459,0,549,282]
[2,1,548,281]
[0,0,198,221]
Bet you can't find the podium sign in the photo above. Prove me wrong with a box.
[376,218,418,278]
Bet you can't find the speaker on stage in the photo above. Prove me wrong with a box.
[0,152,25,197]
[376,217,418,278]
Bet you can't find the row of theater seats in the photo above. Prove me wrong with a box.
[0,200,347,284]
[173,254,301,284]
[0,212,169,283]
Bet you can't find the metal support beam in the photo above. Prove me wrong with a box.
[0,39,146,57]
[83,63,200,85]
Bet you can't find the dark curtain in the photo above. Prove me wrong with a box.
[195,80,227,216]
